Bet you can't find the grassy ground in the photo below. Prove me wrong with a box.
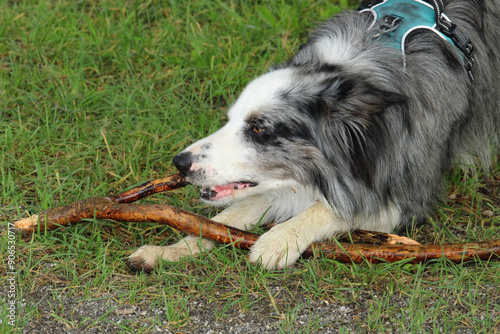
[1,0,499,333]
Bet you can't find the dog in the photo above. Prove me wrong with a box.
[128,0,500,271]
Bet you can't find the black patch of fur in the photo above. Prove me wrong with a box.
[333,77,355,101]
[324,79,407,187]
[274,121,313,143]
[243,116,313,148]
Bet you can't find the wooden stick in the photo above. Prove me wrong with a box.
[14,199,500,265]
[339,230,421,245]
[14,173,187,233]
[108,173,188,203]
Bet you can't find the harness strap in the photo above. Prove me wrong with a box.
[428,0,451,31]
[429,0,476,80]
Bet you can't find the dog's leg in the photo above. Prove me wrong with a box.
[128,196,270,271]
[248,201,348,270]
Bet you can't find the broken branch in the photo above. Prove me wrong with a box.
[14,198,500,265]
[108,173,188,203]
[15,173,187,234]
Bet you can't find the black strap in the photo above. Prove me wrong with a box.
[427,0,453,32]
[426,0,476,81]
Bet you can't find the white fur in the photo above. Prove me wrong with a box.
[248,201,350,269]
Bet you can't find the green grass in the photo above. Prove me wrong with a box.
[1,0,499,333]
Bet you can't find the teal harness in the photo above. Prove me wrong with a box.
[359,0,476,81]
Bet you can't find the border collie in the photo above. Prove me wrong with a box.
[129,0,500,271]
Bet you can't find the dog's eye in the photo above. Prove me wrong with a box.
[252,126,264,134]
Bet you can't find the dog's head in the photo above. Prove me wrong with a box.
[173,66,405,206]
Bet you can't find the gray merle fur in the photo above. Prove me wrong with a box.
[254,0,500,229]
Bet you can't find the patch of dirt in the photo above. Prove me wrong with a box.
[14,281,499,334]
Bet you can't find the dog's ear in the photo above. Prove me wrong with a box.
[318,76,407,185]
[321,75,407,116]
[353,82,407,111]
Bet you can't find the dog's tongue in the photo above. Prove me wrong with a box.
[201,182,254,201]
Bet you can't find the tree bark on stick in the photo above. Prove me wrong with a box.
[13,173,500,267]
[108,173,188,204]
[15,173,188,234]
[14,199,500,265]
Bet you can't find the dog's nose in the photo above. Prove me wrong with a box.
[173,152,193,174]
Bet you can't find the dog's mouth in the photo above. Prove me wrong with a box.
[200,181,258,201]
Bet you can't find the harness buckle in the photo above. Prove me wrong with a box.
[438,18,476,82]
[447,24,476,59]
[375,14,403,37]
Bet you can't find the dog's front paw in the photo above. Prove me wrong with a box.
[127,237,214,272]
[248,227,304,270]
[127,245,170,273]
